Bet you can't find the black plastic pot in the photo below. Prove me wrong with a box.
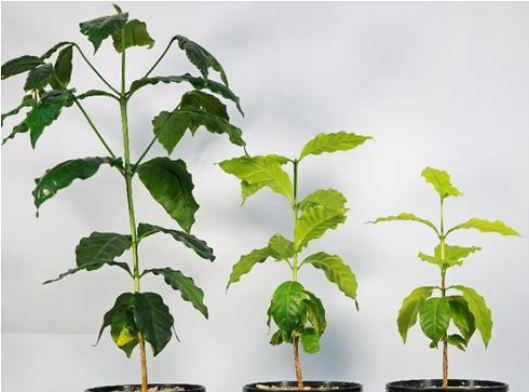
[386,380,508,392]
[85,384,206,392]
[244,381,362,392]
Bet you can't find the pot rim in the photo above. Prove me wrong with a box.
[84,383,206,392]
[386,379,508,391]
[244,380,363,392]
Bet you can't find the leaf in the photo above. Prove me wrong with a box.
[173,35,229,86]
[33,157,119,213]
[24,64,53,91]
[180,90,229,122]
[77,89,117,100]
[419,297,451,344]
[2,55,43,79]
[397,286,435,343]
[128,74,244,116]
[50,46,73,89]
[2,95,36,126]
[270,330,284,346]
[448,218,520,237]
[367,212,439,236]
[79,12,129,53]
[76,232,132,268]
[138,157,198,233]
[227,247,271,290]
[27,90,74,148]
[137,222,215,261]
[299,131,373,160]
[40,42,73,60]
[132,292,174,356]
[304,290,326,335]
[144,268,208,318]
[112,19,155,52]
[300,327,320,354]
[269,281,307,336]
[419,244,481,269]
[43,260,131,284]
[452,285,493,347]
[448,295,475,342]
[241,181,264,205]
[294,205,347,249]
[303,252,358,302]
[268,233,295,261]
[2,120,29,145]
[298,189,347,212]
[447,334,467,351]
[219,156,293,202]
[421,167,461,199]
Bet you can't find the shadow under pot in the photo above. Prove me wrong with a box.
[386,380,508,392]
[85,384,206,392]
[244,381,362,392]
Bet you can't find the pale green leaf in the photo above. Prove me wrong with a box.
[421,167,461,199]
[298,189,347,212]
[368,212,439,236]
[397,286,435,343]
[268,233,295,261]
[452,285,493,347]
[448,218,520,237]
[294,205,347,249]
[300,327,320,354]
[227,247,272,290]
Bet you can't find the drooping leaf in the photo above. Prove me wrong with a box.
[112,19,155,52]
[397,286,435,343]
[76,232,132,268]
[219,156,293,202]
[227,247,271,290]
[304,290,326,335]
[299,131,372,160]
[27,89,74,148]
[137,222,215,261]
[33,157,120,213]
[76,89,117,100]
[40,41,73,60]
[128,74,243,116]
[421,167,461,199]
[269,281,307,336]
[298,189,347,213]
[50,46,73,89]
[2,95,36,126]
[24,64,53,91]
[448,218,520,237]
[447,334,467,351]
[367,212,439,236]
[2,55,43,79]
[138,157,198,233]
[268,233,295,261]
[241,180,264,205]
[303,252,358,303]
[144,268,208,318]
[448,295,475,343]
[2,120,29,145]
[132,292,174,356]
[79,12,129,53]
[43,260,132,284]
[419,244,482,269]
[173,35,229,86]
[419,297,451,344]
[294,205,347,249]
[452,285,493,347]
[270,330,285,346]
[180,90,229,122]
[300,327,320,354]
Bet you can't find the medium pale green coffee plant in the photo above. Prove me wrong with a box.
[219,132,372,389]
[2,5,244,392]
[369,167,520,387]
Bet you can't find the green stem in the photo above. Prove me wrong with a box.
[292,159,300,282]
[142,36,176,79]
[439,197,448,388]
[72,43,120,95]
[134,136,157,170]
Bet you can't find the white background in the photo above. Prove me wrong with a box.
[2,2,529,392]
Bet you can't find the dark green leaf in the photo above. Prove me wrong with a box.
[397,286,435,343]
[33,157,119,213]
[80,12,129,53]
[2,95,36,126]
[300,327,320,354]
[138,157,198,232]
[270,330,284,346]
[227,247,271,290]
[112,19,155,52]
[2,55,43,79]
[268,233,295,261]
[447,334,467,351]
[299,131,373,160]
[452,285,493,347]
[421,167,461,199]
[43,260,131,284]
[24,64,53,91]
[143,268,208,318]
[448,295,475,342]
[128,74,244,116]
[268,281,307,336]
[76,232,132,268]
[76,89,117,100]
[2,120,29,145]
[180,90,229,122]
[50,46,73,89]
[419,297,451,344]
[304,290,326,335]
[40,42,73,60]
[173,35,229,86]
[137,222,215,261]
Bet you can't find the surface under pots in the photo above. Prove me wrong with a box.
[386,380,508,392]
[244,381,363,392]
[85,384,206,392]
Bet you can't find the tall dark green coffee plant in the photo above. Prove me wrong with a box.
[2,6,244,392]
[370,167,520,388]
[220,132,372,389]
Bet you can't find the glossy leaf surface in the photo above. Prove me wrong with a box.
[269,281,307,336]
[419,297,451,344]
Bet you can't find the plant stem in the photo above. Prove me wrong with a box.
[134,135,157,170]
[142,37,176,79]
[439,197,448,388]
[291,159,304,390]
[120,39,148,392]
[73,43,120,95]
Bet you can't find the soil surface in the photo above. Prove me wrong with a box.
[111,388,185,392]
[256,385,339,391]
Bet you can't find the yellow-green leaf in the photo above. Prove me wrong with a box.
[397,286,435,343]
[448,218,520,237]
[419,297,451,344]
[368,212,439,236]
[294,205,347,249]
[421,167,461,199]
[452,285,492,347]
[268,233,294,261]
[227,247,272,290]
[299,131,372,160]
[298,188,347,212]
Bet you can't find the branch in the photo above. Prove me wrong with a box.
[72,43,120,95]
[142,36,177,79]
